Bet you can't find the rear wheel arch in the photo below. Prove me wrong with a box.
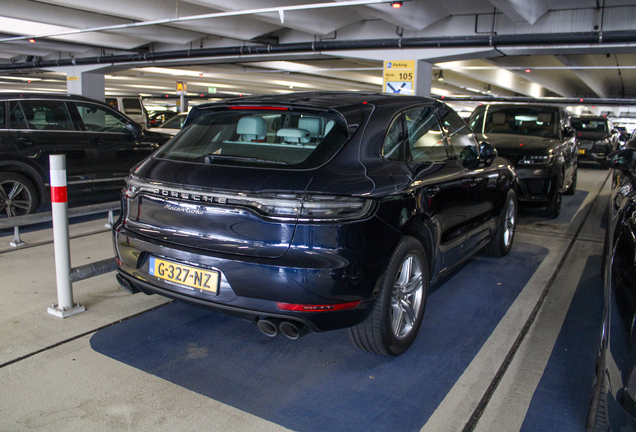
[403,217,436,283]
[0,162,47,204]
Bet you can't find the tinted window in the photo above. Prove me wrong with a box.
[9,101,31,129]
[0,102,5,129]
[405,106,447,162]
[155,109,347,168]
[75,102,128,133]
[19,100,73,131]
[122,98,143,114]
[382,116,404,162]
[161,114,187,129]
[571,118,608,134]
[105,98,119,110]
[438,109,478,158]
[470,106,559,139]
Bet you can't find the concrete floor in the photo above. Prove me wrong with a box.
[0,166,610,432]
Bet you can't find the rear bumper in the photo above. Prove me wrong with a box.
[113,217,400,332]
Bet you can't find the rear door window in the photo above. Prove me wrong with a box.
[155,108,348,168]
[19,100,73,131]
[405,106,447,162]
[9,101,30,130]
[438,109,479,159]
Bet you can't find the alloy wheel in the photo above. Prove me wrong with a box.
[0,179,34,217]
[504,197,516,247]
[391,254,424,340]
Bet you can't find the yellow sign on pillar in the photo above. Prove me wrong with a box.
[383,60,415,95]
[176,80,187,95]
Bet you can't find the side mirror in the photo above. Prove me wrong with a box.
[563,126,575,137]
[125,122,143,139]
[459,146,480,169]
[479,141,498,166]
[607,149,636,174]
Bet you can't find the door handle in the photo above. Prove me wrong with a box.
[462,178,479,186]
[16,137,33,145]
[424,186,440,196]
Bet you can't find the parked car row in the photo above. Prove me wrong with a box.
[586,146,636,431]
[0,91,615,359]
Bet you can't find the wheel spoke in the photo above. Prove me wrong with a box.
[400,299,416,327]
[8,183,24,200]
[396,257,412,288]
[403,273,422,295]
[12,201,32,210]
[391,301,404,335]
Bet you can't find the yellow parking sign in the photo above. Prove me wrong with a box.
[176,80,187,95]
[383,61,415,95]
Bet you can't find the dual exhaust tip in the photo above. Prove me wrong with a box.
[257,318,309,340]
[117,274,308,340]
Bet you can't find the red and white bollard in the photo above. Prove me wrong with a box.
[47,154,85,318]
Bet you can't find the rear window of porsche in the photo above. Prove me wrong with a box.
[154,108,348,168]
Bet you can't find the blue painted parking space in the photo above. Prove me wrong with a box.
[91,242,547,432]
[520,254,604,432]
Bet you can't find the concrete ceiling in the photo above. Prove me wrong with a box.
[2,0,636,116]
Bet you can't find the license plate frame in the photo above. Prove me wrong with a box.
[149,256,219,294]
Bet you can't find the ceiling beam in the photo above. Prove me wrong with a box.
[488,0,550,25]
[555,54,610,98]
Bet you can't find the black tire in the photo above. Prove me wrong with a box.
[564,169,577,196]
[484,189,517,257]
[348,236,429,356]
[0,172,39,217]
[586,350,610,432]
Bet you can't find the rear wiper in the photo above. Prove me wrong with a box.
[203,154,288,165]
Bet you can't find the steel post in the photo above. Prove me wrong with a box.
[47,154,85,318]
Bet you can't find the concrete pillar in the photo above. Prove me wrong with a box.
[67,72,105,102]
[49,65,107,102]
[416,60,433,97]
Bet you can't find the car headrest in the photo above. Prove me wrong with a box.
[298,117,321,138]
[277,128,311,144]
[236,116,267,140]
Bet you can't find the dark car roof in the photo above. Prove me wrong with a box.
[0,92,97,102]
[195,91,443,111]
[571,116,608,121]
[474,103,561,111]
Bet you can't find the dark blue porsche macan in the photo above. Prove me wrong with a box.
[113,92,517,356]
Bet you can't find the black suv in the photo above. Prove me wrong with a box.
[469,104,578,218]
[0,93,171,217]
[113,92,518,356]
[571,115,619,168]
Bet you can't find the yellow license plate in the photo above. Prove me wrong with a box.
[578,149,586,155]
[149,257,219,294]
